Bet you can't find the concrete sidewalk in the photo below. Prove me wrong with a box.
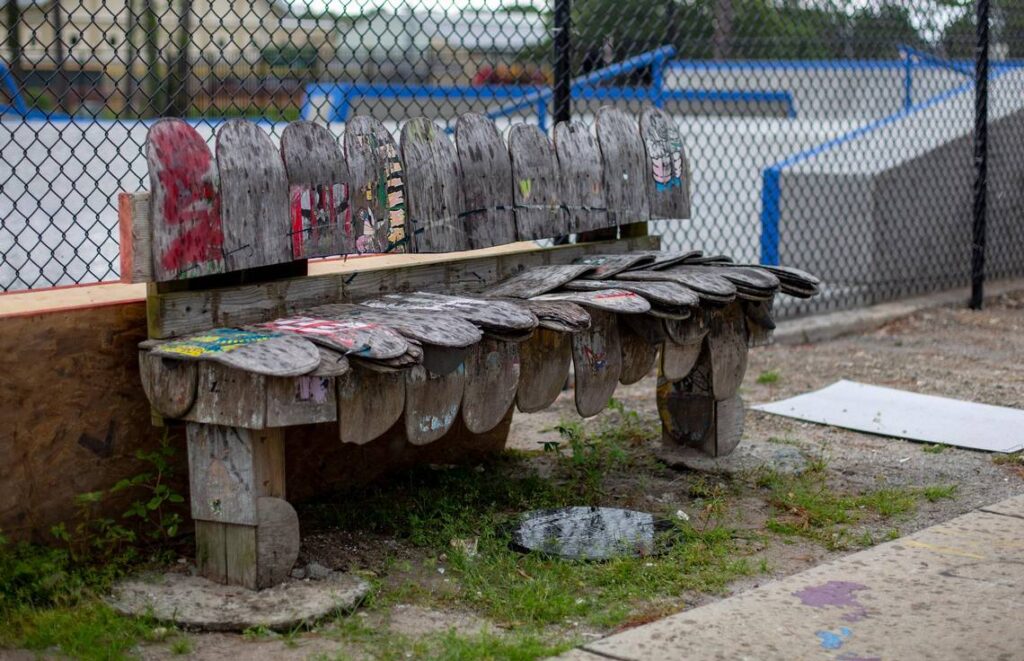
[559,494,1024,661]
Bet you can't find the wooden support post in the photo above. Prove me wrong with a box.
[187,423,298,589]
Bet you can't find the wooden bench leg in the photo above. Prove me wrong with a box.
[656,340,745,458]
[187,423,299,589]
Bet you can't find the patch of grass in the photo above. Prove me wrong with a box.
[756,370,781,385]
[922,444,948,454]
[993,451,1024,466]
[327,616,575,661]
[766,436,801,447]
[170,636,193,655]
[921,485,957,502]
[754,459,939,550]
[0,602,153,661]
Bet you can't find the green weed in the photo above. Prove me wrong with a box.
[756,370,781,385]
[922,444,947,454]
[921,485,957,502]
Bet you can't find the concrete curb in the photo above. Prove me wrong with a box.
[773,277,1024,345]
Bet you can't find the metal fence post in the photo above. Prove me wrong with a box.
[553,0,571,126]
[970,0,989,310]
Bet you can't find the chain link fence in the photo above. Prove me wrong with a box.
[2,0,1023,317]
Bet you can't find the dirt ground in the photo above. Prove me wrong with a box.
[132,291,1024,659]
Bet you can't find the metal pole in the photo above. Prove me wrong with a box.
[553,0,571,126]
[970,0,989,310]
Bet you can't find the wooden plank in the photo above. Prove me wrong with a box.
[400,117,467,252]
[256,316,409,360]
[574,253,655,279]
[462,338,520,434]
[615,268,736,304]
[265,373,337,426]
[362,292,538,335]
[744,298,776,347]
[338,366,405,445]
[565,278,699,309]
[707,302,749,400]
[715,395,745,457]
[118,191,152,283]
[531,289,651,314]
[517,328,571,412]
[224,523,258,590]
[186,423,282,526]
[513,299,591,333]
[508,123,566,240]
[484,264,596,298]
[345,116,409,253]
[455,113,517,249]
[149,329,321,377]
[195,520,228,584]
[146,118,225,281]
[185,362,266,429]
[572,308,622,418]
[596,107,649,226]
[640,107,691,220]
[139,350,197,418]
[215,120,291,272]
[310,303,482,348]
[619,321,658,385]
[405,364,466,445]
[661,340,703,381]
[148,236,659,338]
[280,121,349,258]
[554,120,609,233]
[256,496,300,589]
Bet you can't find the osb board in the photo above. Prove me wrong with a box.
[0,298,513,540]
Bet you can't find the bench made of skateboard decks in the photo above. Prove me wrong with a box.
[117,106,820,590]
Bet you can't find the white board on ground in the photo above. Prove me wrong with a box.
[752,380,1024,453]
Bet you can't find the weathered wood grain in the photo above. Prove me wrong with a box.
[256,496,300,589]
[565,278,699,309]
[338,366,405,444]
[714,396,745,457]
[618,321,658,385]
[345,116,408,254]
[455,113,517,249]
[484,264,597,298]
[554,120,609,233]
[257,316,409,360]
[744,298,776,347]
[573,253,655,279]
[405,364,466,445]
[147,236,658,338]
[400,118,467,252]
[531,289,651,315]
[596,107,649,226]
[661,340,703,380]
[185,361,267,428]
[462,338,520,434]
[512,299,591,333]
[707,303,749,400]
[572,308,622,417]
[149,329,321,377]
[139,350,197,418]
[420,345,471,377]
[508,123,566,240]
[195,521,228,584]
[118,191,153,283]
[310,304,482,348]
[265,373,337,426]
[623,314,667,345]
[516,328,570,413]
[281,121,349,258]
[216,120,291,272]
[147,119,225,281]
[362,292,537,335]
[639,107,691,220]
[311,346,351,377]
[663,310,711,346]
[186,423,284,526]
[626,249,702,271]
[616,268,736,304]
